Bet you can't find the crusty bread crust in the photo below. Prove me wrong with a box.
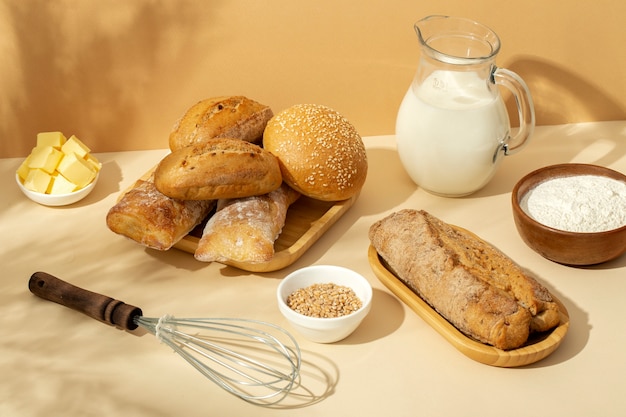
[154,138,283,200]
[168,96,273,151]
[263,103,367,201]
[369,209,560,350]
[106,178,215,250]
[194,183,300,263]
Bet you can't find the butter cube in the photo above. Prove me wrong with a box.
[16,156,32,181]
[84,153,102,172]
[57,153,96,188]
[27,146,64,174]
[23,169,52,193]
[37,131,67,148]
[49,173,78,194]
[61,135,90,158]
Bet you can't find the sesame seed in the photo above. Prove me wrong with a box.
[266,103,366,195]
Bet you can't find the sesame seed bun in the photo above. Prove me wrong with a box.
[263,104,367,201]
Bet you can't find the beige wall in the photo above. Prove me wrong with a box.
[1,0,625,158]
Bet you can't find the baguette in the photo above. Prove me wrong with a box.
[106,177,215,250]
[154,138,283,201]
[169,96,273,151]
[369,209,560,350]
[194,183,300,263]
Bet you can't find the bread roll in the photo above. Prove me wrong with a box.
[154,138,283,200]
[194,183,301,263]
[263,103,367,201]
[106,178,215,250]
[369,209,560,350]
[169,96,273,151]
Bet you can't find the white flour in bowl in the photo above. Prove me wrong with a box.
[520,174,626,233]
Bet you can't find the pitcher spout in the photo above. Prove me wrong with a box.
[414,15,501,65]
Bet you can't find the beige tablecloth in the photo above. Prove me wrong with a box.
[1,121,625,416]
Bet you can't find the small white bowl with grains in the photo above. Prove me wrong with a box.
[277,265,373,343]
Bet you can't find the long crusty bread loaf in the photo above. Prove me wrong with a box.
[169,96,273,151]
[194,183,300,263]
[369,209,560,350]
[106,177,215,250]
[154,138,283,201]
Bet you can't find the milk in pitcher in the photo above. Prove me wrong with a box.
[396,70,510,196]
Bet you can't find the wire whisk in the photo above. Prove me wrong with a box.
[28,272,301,405]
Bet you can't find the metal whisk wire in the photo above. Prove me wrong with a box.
[28,272,302,406]
[137,315,301,404]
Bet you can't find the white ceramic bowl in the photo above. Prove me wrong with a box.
[277,265,373,343]
[15,172,99,206]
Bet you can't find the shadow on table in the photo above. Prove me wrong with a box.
[359,147,417,216]
[521,277,590,369]
[339,288,405,345]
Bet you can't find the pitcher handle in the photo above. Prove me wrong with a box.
[492,67,535,155]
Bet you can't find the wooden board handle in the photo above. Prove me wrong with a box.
[29,271,143,331]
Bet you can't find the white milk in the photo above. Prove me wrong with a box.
[396,70,510,196]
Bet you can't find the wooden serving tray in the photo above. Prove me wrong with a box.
[122,166,357,272]
[367,245,570,367]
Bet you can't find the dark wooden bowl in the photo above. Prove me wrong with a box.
[511,163,626,266]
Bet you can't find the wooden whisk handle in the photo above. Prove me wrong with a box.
[29,271,143,331]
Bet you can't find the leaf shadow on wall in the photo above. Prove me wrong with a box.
[503,55,626,126]
[1,2,218,158]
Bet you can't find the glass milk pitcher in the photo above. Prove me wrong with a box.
[396,15,535,196]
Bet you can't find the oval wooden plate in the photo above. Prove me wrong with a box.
[367,245,570,367]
